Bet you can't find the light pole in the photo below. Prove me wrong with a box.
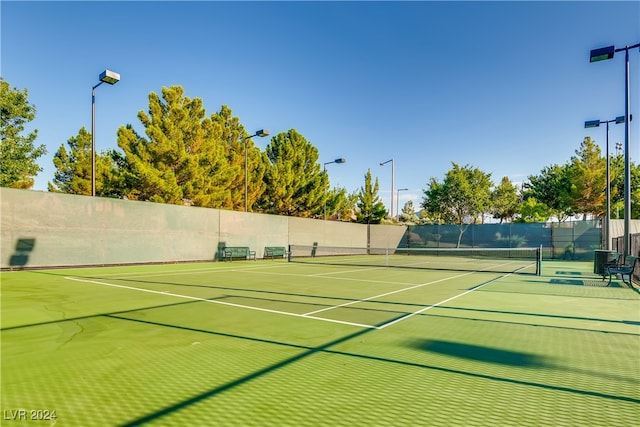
[396,188,408,220]
[323,158,346,220]
[242,129,269,212]
[590,42,640,256]
[91,70,120,197]
[380,159,394,218]
[585,116,625,250]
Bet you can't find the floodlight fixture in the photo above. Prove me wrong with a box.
[99,69,120,85]
[590,45,615,62]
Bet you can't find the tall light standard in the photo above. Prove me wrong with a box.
[585,115,626,250]
[91,70,120,197]
[323,158,346,220]
[590,42,640,256]
[380,158,394,218]
[396,188,408,220]
[242,129,269,212]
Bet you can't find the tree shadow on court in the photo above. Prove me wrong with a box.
[410,337,637,385]
[420,305,638,335]
[411,339,548,367]
[113,314,638,426]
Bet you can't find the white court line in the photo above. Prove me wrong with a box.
[236,269,417,286]
[376,274,510,330]
[86,263,289,278]
[303,271,476,316]
[64,276,377,329]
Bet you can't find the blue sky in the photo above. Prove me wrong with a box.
[2,1,639,214]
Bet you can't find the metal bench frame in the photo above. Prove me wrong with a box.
[222,246,256,262]
[604,255,638,286]
[264,246,287,260]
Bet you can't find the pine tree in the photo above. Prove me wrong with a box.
[48,127,127,197]
[116,86,237,207]
[356,169,387,224]
[210,106,266,211]
[258,129,327,217]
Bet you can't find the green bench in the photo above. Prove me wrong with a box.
[222,246,256,261]
[264,246,287,259]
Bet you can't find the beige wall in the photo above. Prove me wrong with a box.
[1,188,403,269]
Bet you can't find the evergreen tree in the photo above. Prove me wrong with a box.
[258,129,327,217]
[49,127,134,198]
[356,169,387,224]
[116,86,237,207]
[399,200,420,224]
[325,187,358,221]
[0,78,46,188]
[211,105,266,211]
[49,127,92,194]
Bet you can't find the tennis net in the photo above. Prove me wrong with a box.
[288,245,542,275]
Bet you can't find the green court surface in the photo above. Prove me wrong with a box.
[1,260,639,426]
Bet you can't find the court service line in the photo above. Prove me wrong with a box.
[88,263,289,278]
[64,276,377,329]
[376,274,509,330]
[303,271,477,316]
[236,268,419,286]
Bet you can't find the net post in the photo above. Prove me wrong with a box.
[287,244,291,262]
[537,245,542,275]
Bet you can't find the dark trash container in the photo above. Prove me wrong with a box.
[594,250,617,275]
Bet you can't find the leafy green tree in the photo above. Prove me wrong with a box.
[421,163,492,246]
[116,86,238,207]
[516,197,550,223]
[356,169,387,224]
[609,152,640,219]
[571,137,605,219]
[258,129,327,217]
[0,78,46,188]
[524,163,575,221]
[491,176,520,223]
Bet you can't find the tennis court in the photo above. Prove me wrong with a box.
[1,258,639,426]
